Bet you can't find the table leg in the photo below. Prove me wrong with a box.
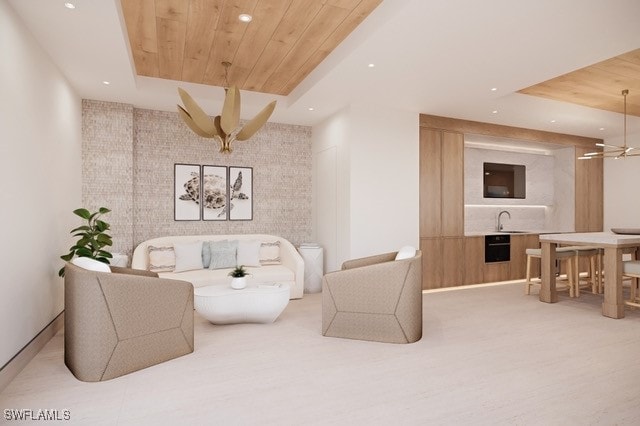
[540,241,557,303]
[602,247,624,319]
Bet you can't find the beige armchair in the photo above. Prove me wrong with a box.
[322,250,423,344]
[64,262,194,382]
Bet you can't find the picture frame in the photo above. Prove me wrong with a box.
[174,163,201,221]
[228,166,253,221]
[202,165,228,221]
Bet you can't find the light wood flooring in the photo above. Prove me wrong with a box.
[2,283,640,425]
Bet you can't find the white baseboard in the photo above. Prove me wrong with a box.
[0,312,64,393]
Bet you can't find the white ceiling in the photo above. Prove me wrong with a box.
[7,0,640,139]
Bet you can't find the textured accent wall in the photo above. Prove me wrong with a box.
[82,100,134,254]
[82,100,312,257]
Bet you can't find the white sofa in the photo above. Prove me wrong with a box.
[131,234,304,299]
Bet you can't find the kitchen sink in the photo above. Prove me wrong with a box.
[497,230,529,234]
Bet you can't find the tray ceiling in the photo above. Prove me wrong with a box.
[519,48,640,117]
[121,0,382,96]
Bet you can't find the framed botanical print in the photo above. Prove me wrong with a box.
[174,163,201,221]
[228,166,253,221]
[202,165,228,221]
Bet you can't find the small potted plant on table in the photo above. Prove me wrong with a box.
[229,265,248,290]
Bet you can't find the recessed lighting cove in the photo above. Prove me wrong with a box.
[238,14,252,22]
[64,2,76,9]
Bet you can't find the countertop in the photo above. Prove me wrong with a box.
[464,230,569,237]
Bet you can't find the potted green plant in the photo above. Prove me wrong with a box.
[59,207,113,277]
[229,265,248,289]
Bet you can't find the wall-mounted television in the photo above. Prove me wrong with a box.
[483,162,526,199]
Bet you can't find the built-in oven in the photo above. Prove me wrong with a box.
[485,234,510,263]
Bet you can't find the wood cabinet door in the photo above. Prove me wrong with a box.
[420,129,442,238]
[442,238,464,287]
[575,146,603,232]
[420,238,442,290]
[441,131,464,237]
[464,236,484,285]
[484,262,510,283]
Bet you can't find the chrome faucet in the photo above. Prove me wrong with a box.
[497,210,511,231]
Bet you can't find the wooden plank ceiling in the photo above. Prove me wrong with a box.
[121,0,382,96]
[519,48,640,117]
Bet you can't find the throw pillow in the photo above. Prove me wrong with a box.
[148,245,175,272]
[237,240,262,267]
[71,256,111,273]
[202,241,211,268]
[174,241,204,272]
[209,240,238,270]
[259,241,281,265]
[395,246,417,260]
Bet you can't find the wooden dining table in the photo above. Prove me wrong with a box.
[538,232,640,319]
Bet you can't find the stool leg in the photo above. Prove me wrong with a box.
[574,255,580,298]
[597,252,603,293]
[590,255,597,294]
[525,255,532,295]
[567,258,574,297]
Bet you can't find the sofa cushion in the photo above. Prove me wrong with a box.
[260,241,281,265]
[237,240,261,267]
[148,246,175,272]
[174,241,204,272]
[395,246,417,260]
[209,240,237,270]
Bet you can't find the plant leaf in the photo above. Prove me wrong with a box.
[60,253,74,261]
[73,208,91,219]
[177,88,217,135]
[70,227,92,235]
[97,250,113,258]
[221,86,240,134]
[236,101,276,141]
[95,220,110,232]
[58,267,65,277]
[75,247,92,257]
[98,207,110,214]
[178,105,215,138]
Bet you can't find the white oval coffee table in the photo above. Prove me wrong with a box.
[194,283,290,324]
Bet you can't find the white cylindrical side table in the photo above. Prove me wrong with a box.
[298,243,323,293]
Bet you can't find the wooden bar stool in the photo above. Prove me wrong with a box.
[524,247,576,296]
[572,247,600,297]
[623,260,640,307]
[596,247,636,294]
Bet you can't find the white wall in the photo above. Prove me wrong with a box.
[0,3,82,368]
[312,104,419,272]
[603,132,640,230]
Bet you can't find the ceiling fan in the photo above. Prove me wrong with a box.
[177,62,276,154]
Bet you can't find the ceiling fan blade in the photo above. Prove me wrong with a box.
[221,86,240,135]
[213,115,226,139]
[178,105,214,138]
[178,88,217,135]
[236,101,277,141]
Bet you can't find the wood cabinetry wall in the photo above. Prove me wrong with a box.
[419,114,603,290]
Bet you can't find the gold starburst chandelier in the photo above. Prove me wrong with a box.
[579,89,639,160]
[177,62,276,154]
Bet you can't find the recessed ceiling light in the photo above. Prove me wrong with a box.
[238,14,252,22]
[599,127,605,131]
[102,81,110,85]
[490,87,497,92]
[368,63,375,68]
[550,119,556,123]
[492,110,498,114]
[308,107,314,111]
[64,2,76,9]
